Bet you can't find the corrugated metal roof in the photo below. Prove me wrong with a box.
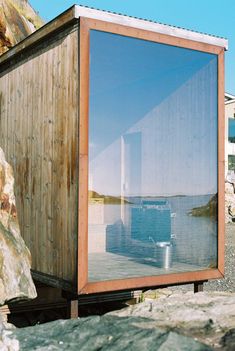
[75,5,228,50]
[78,4,227,41]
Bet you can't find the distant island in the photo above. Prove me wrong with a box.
[188,194,217,218]
[140,195,187,198]
[89,190,132,204]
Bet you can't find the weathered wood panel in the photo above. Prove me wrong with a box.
[0,23,79,289]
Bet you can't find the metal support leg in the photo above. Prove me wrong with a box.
[194,282,204,293]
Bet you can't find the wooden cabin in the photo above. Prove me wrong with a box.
[0,5,227,305]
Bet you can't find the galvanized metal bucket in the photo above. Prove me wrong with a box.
[155,242,173,269]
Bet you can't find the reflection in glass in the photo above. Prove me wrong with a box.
[88,30,218,282]
[229,118,235,143]
[228,155,235,171]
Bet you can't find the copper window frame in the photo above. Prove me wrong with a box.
[78,17,225,295]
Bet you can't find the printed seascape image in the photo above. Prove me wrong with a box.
[88,30,218,282]
[88,194,217,281]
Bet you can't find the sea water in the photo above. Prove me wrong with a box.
[89,194,217,268]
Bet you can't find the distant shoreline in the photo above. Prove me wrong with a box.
[89,190,132,204]
[89,191,215,205]
[188,194,217,218]
[127,194,215,199]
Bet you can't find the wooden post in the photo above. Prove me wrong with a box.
[62,290,79,319]
[194,282,204,293]
[67,299,79,319]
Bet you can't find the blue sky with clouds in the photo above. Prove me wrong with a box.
[30,0,235,94]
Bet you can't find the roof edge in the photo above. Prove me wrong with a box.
[75,5,228,50]
[0,4,228,66]
[225,100,235,105]
[225,92,235,100]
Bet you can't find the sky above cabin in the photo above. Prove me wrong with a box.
[30,0,235,95]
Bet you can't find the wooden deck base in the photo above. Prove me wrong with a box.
[1,282,141,321]
[1,280,206,321]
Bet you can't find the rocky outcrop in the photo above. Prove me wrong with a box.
[225,180,235,223]
[4,315,212,351]
[0,290,233,350]
[0,314,18,351]
[0,147,36,305]
[188,182,235,223]
[110,289,235,350]
[0,0,43,55]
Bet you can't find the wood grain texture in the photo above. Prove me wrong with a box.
[0,23,79,288]
[77,18,89,293]
[0,6,76,65]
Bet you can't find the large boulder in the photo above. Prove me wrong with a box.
[0,290,234,350]
[0,0,44,55]
[6,315,212,351]
[0,314,18,351]
[110,290,235,350]
[0,147,36,305]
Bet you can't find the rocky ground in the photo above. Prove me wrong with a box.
[109,290,235,351]
[1,314,213,351]
[1,290,234,350]
[205,223,235,293]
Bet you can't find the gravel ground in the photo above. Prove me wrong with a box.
[205,223,235,292]
[171,223,235,293]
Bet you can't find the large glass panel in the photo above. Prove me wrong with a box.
[88,30,218,282]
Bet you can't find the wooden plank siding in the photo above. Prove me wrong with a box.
[0,22,79,290]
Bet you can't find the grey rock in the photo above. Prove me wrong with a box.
[9,315,212,351]
[225,182,234,195]
[0,147,36,306]
[0,314,19,351]
[220,328,235,351]
[109,291,235,349]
